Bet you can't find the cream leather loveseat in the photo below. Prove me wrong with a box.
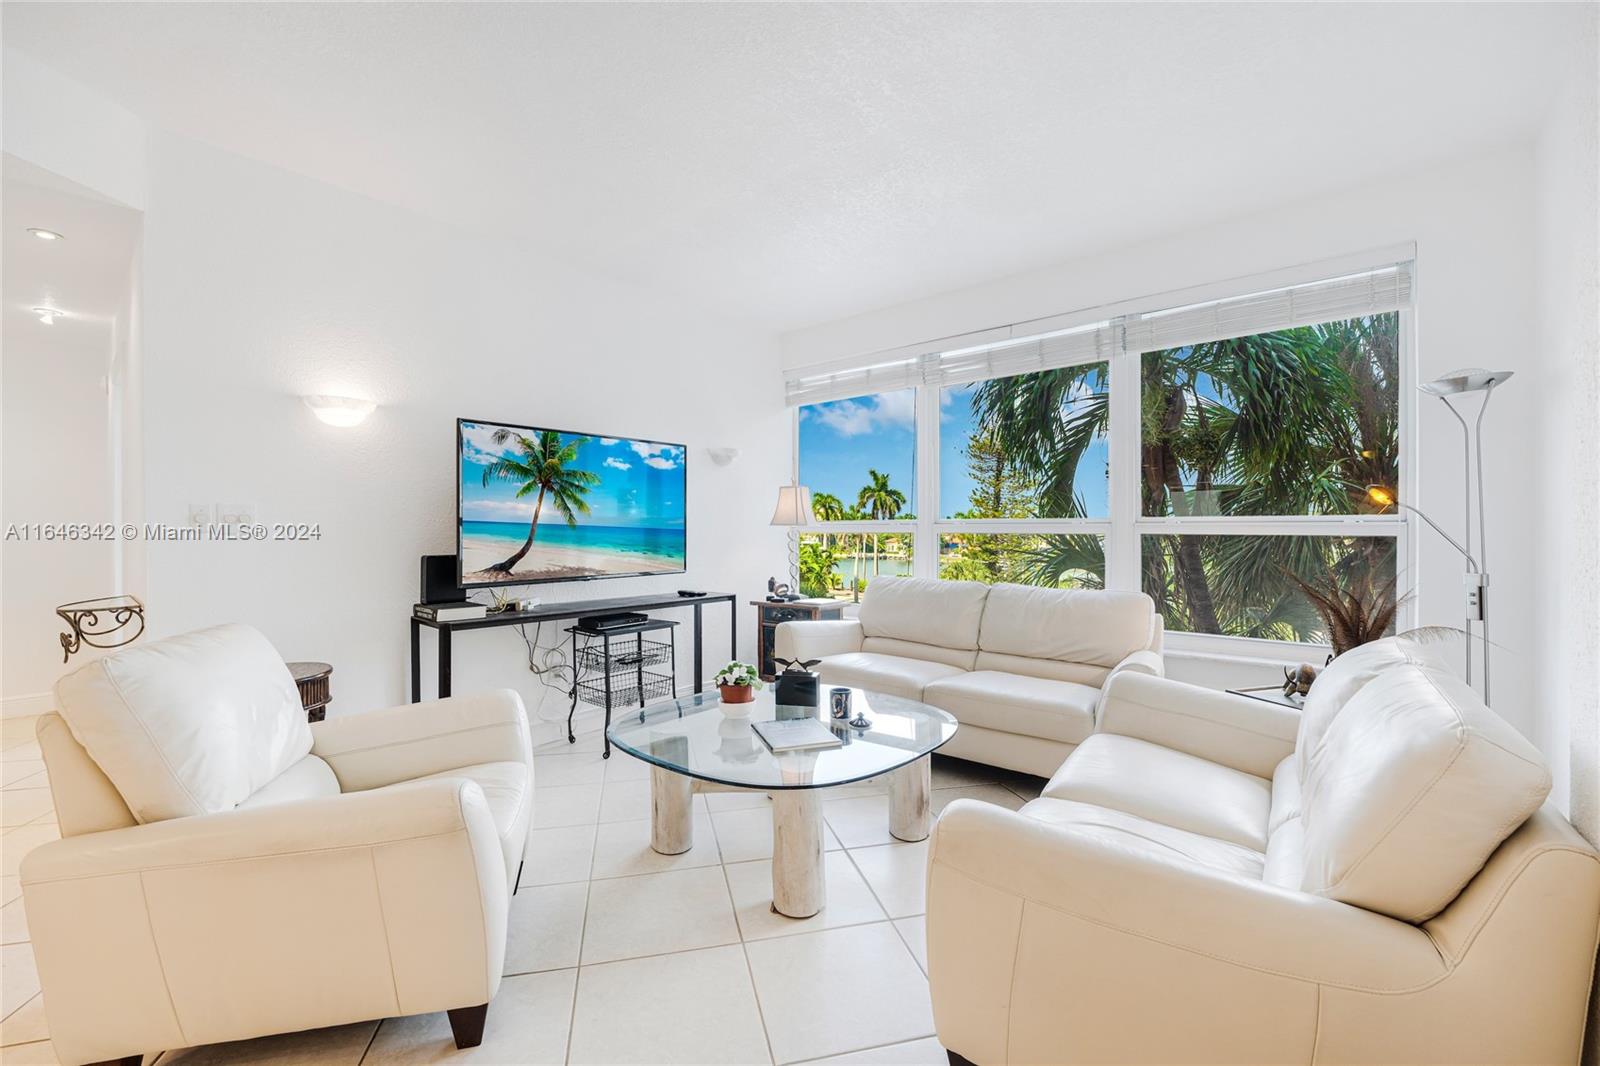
[775,576,1162,777]
[927,637,1600,1065]
[20,624,534,1066]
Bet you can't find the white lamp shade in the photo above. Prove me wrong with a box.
[770,484,813,526]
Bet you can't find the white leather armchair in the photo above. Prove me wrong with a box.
[927,640,1600,1064]
[21,624,534,1066]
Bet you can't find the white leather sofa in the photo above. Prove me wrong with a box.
[775,576,1163,777]
[20,624,534,1066]
[927,637,1600,1065]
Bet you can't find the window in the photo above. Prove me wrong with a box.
[800,531,914,600]
[1141,534,1396,643]
[798,389,916,521]
[789,261,1412,650]
[1140,314,1398,518]
[940,364,1109,520]
[939,533,1104,588]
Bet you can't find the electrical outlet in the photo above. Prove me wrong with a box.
[187,503,210,526]
[216,503,256,526]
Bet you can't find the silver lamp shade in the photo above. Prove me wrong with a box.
[1419,368,1515,395]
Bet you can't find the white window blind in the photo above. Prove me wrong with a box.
[1121,263,1413,354]
[785,260,1413,407]
[930,322,1118,387]
[784,354,930,407]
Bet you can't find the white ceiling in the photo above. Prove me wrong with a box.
[1,2,1583,332]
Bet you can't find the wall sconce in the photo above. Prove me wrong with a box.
[303,394,376,427]
[706,447,740,467]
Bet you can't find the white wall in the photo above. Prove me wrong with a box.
[0,297,116,709]
[133,132,786,738]
[783,146,1547,746]
[1532,11,1599,846]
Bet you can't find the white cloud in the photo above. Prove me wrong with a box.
[604,457,632,471]
[460,422,523,465]
[600,437,621,446]
[462,498,536,521]
[808,391,916,438]
[629,441,684,468]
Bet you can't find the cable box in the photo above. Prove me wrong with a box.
[579,611,649,631]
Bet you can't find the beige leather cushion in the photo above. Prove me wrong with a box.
[1300,664,1551,922]
[1296,636,1436,780]
[1021,797,1265,879]
[923,671,1098,745]
[411,760,531,888]
[53,624,311,823]
[971,651,1109,686]
[237,754,341,809]
[816,652,967,701]
[1044,733,1273,851]
[860,636,976,671]
[978,584,1154,668]
[35,712,136,837]
[857,576,989,651]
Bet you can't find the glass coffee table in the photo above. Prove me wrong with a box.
[606,686,958,918]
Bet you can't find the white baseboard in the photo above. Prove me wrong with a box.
[2,693,53,719]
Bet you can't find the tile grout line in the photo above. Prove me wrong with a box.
[561,762,606,1066]
[786,1034,943,1065]
[715,843,778,1066]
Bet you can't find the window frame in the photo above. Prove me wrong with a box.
[791,257,1416,657]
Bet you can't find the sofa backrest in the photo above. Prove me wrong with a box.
[978,585,1156,670]
[1295,636,1439,781]
[1298,662,1551,922]
[52,623,313,823]
[858,576,988,666]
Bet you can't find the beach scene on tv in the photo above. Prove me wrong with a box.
[459,420,686,584]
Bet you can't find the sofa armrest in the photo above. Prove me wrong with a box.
[1095,671,1297,777]
[774,618,864,663]
[1105,648,1164,686]
[311,688,531,791]
[926,800,1442,1064]
[21,778,507,1063]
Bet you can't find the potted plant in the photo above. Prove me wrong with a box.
[713,661,762,713]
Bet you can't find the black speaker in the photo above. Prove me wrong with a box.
[420,554,462,605]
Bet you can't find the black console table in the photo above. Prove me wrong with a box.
[409,592,736,703]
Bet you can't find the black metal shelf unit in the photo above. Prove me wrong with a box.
[566,618,679,758]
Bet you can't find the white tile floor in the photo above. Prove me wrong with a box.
[0,714,1045,1064]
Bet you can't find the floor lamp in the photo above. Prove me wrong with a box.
[1371,366,1512,706]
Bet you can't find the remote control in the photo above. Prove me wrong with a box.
[677,589,705,597]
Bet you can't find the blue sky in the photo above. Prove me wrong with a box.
[460,421,685,528]
[797,387,1108,518]
[798,390,917,514]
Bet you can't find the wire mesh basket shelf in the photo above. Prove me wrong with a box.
[574,637,673,675]
[575,670,676,710]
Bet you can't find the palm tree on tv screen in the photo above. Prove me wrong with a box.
[969,314,1399,643]
[479,429,601,574]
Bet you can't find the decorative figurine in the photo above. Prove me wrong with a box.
[1282,662,1320,699]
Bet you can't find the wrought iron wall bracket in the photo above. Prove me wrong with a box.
[57,595,145,662]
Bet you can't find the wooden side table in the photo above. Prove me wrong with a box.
[751,599,846,681]
[288,661,333,722]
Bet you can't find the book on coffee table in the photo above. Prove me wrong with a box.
[751,717,843,753]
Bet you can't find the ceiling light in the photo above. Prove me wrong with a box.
[32,307,63,325]
[303,394,377,427]
[27,228,64,241]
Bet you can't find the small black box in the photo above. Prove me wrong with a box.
[774,668,820,708]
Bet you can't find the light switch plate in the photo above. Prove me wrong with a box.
[216,503,256,526]
[187,503,210,526]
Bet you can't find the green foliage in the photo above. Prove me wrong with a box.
[969,315,1400,643]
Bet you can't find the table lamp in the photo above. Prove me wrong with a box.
[769,484,813,601]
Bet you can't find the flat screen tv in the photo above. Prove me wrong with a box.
[457,418,686,587]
